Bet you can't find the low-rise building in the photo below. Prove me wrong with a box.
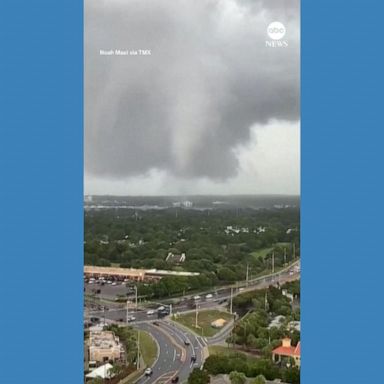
[88,331,125,365]
[166,252,186,264]
[272,338,300,368]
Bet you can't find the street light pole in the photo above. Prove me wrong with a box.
[136,330,140,370]
[230,287,233,314]
[135,286,138,311]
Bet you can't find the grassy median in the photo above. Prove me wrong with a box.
[173,309,233,337]
[139,330,158,367]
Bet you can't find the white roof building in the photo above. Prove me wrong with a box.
[85,363,114,379]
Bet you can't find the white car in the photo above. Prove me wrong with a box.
[145,368,153,376]
[193,295,201,300]
[205,294,213,299]
[111,282,117,286]
[157,306,165,311]
[127,316,136,322]
[147,310,155,315]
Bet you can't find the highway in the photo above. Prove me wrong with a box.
[84,261,300,383]
[134,320,205,384]
[85,260,300,324]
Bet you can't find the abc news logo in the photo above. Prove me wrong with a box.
[266,21,288,48]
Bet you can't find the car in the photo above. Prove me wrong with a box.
[112,282,117,286]
[193,295,201,300]
[157,306,165,311]
[144,368,153,376]
[127,316,136,322]
[153,321,160,326]
[205,293,213,299]
[171,376,179,383]
[184,340,190,346]
[147,310,155,315]
[191,355,196,362]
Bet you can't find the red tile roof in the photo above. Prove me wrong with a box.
[273,341,300,357]
[294,342,300,356]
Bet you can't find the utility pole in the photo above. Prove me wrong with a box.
[169,304,172,317]
[293,242,296,259]
[195,303,199,328]
[230,287,233,314]
[264,291,268,311]
[272,251,275,274]
[126,300,129,325]
[136,330,140,370]
[284,248,287,265]
[134,286,138,311]
[246,264,249,287]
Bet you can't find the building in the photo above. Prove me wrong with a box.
[166,252,186,264]
[85,363,114,380]
[268,315,285,329]
[84,265,199,281]
[272,338,300,368]
[88,331,125,365]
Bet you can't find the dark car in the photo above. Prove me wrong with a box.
[184,340,190,346]
[191,355,196,362]
[153,321,160,326]
[171,376,179,383]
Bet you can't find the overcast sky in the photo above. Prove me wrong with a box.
[85,0,300,196]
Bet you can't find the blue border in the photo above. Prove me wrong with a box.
[302,1,384,383]
[0,1,83,383]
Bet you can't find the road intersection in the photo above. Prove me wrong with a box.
[85,261,300,383]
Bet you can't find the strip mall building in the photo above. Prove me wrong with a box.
[84,265,199,282]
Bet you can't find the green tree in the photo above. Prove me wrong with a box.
[188,368,210,384]
[253,375,266,384]
[229,371,247,384]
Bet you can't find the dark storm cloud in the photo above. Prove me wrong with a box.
[85,0,300,180]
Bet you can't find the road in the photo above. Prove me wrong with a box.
[84,262,300,383]
[85,260,300,305]
[85,260,300,324]
[135,320,205,384]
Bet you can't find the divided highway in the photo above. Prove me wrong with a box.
[84,261,300,383]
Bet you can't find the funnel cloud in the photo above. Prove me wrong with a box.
[85,0,300,195]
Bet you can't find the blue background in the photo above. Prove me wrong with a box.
[0,1,83,383]
[0,0,383,383]
[302,1,384,383]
